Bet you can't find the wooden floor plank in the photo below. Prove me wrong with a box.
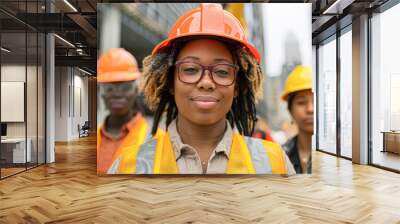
[0,135,399,223]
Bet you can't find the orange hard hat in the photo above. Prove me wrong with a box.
[97,48,141,83]
[152,3,261,63]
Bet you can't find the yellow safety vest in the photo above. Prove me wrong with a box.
[97,114,149,174]
[109,129,288,174]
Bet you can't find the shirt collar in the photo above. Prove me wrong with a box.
[168,119,233,160]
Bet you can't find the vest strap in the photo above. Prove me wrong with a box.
[243,136,272,174]
[117,131,286,175]
[103,115,149,174]
[262,141,287,174]
[226,134,256,174]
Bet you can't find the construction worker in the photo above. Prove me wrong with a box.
[281,65,313,174]
[97,48,150,175]
[108,3,295,175]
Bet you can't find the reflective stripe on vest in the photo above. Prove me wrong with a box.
[243,136,272,174]
[107,128,164,174]
[261,140,287,174]
[98,114,149,174]
[115,131,287,174]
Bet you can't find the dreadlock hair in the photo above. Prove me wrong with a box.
[141,37,264,136]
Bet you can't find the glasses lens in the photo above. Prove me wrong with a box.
[212,64,236,86]
[103,84,114,93]
[178,62,202,83]
[120,82,134,92]
[103,82,134,93]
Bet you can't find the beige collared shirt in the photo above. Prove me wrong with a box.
[168,119,232,174]
[168,119,296,175]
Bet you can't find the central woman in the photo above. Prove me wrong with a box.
[108,3,295,175]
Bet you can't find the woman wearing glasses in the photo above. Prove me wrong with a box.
[107,3,295,175]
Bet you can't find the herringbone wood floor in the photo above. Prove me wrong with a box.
[1,135,399,223]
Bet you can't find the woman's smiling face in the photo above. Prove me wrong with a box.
[173,39,236,126]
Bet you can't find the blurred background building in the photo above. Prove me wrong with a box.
[98,3,198,66]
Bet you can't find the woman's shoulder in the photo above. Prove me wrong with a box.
[240,135,284,152]
[240,135,289,173]
[135,128,166,151]
[282,135,298,154]
[115,130,164,160]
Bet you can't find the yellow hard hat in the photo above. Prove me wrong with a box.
[281,65,313,101]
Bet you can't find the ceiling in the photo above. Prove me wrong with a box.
[0,0,97,73]
[310,0,391,43]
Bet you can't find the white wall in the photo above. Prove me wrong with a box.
[1,65,35,138]
[55,66,68,141]
[72,72,89,138]
[1,65,26,141]
[1,64,46,164]
[55,67,89,141]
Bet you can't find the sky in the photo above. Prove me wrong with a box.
[261,4,312,77]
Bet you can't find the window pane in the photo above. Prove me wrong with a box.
[1,30,28,177]
[318,37,337,154]
[371,3,400,171]
[340,29,352,158]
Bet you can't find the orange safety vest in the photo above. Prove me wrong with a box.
[108,129,288,174]
[97,114,149,174]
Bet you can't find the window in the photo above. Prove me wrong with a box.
[317,36,337,154]
[370,3,400,171]
[339,28,352,158]
[0,1,46,179]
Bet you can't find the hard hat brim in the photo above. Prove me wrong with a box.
[281,87,313,101]
[152,33,261,64]
[97,71,141,83]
